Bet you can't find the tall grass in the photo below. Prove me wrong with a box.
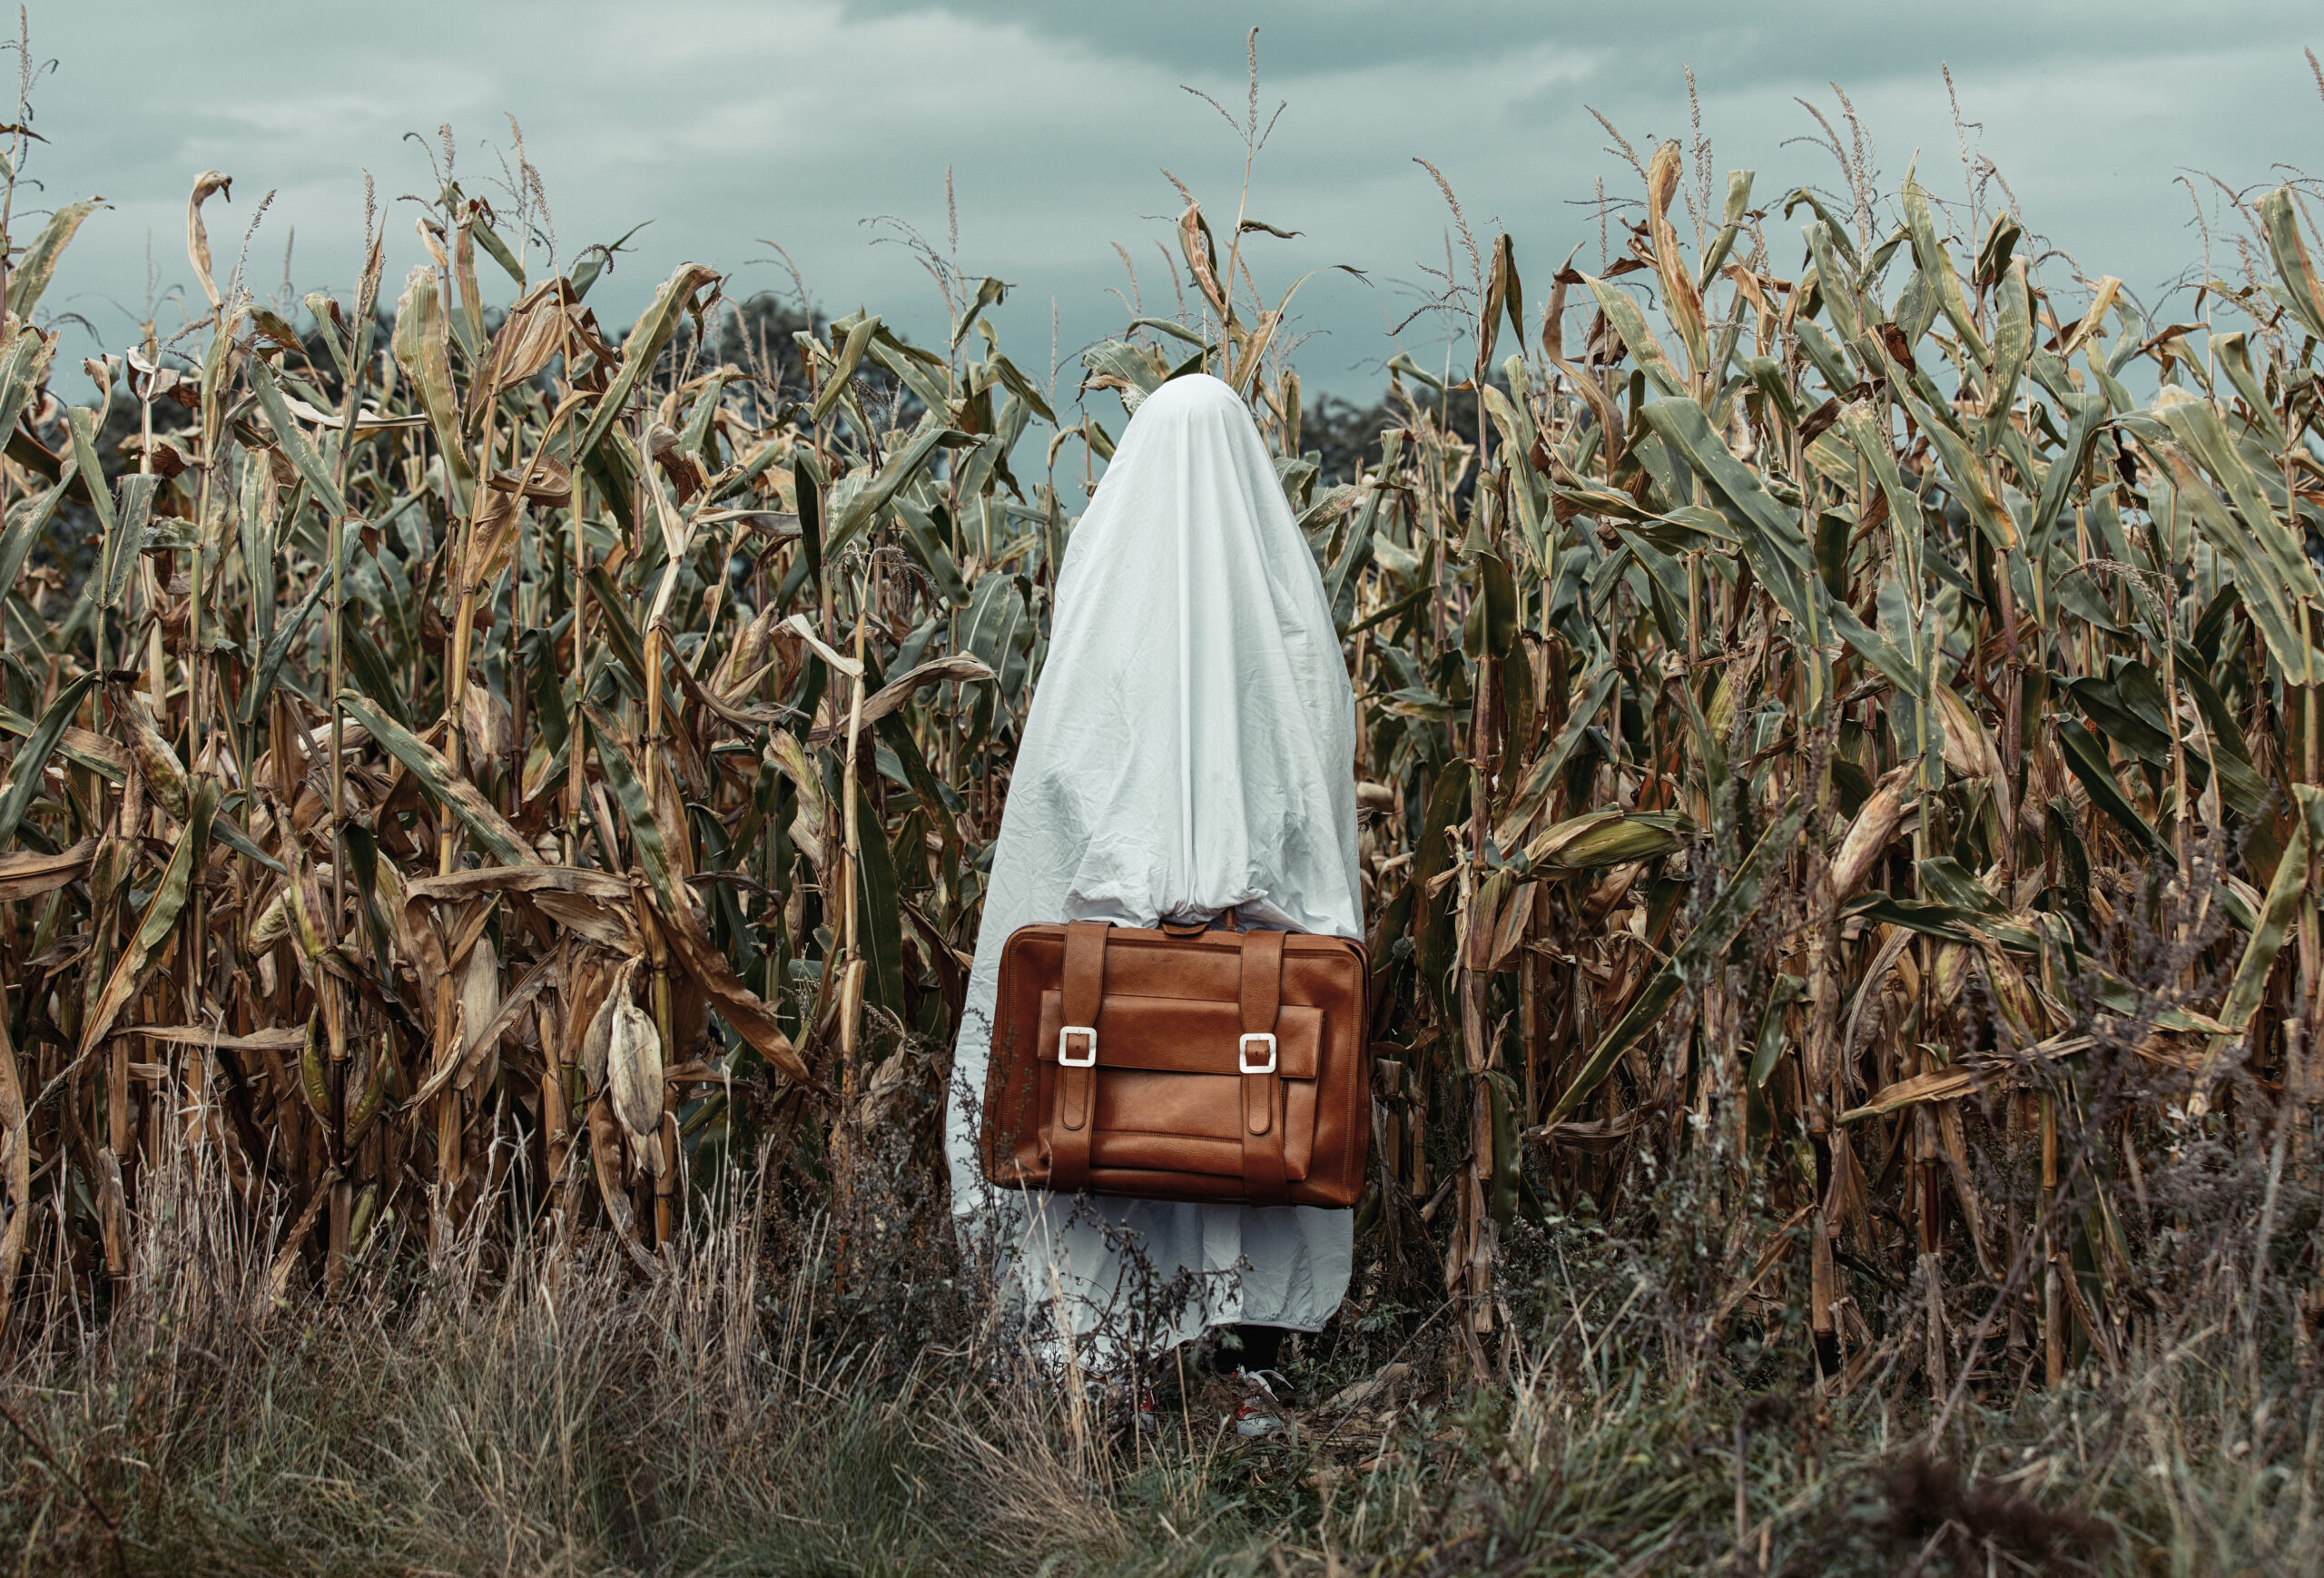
[1,1109,2310,1573]
[5,22,2324,1571]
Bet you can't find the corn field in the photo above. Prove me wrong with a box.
[5,64,2324,1421]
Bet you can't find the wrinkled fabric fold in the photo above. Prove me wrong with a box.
[945,373,1363,1350]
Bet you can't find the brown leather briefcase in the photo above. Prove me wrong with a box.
[980,915,1371,1208]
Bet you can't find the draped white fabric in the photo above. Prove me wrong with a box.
[943,372,1363,1348]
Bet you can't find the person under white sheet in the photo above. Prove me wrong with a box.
[943,370,1364,1363]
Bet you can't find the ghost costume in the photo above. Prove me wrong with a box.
[943,372,1363,1354]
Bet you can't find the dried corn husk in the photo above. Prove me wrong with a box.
[607,997,664,1142]
[454,934,502,1091]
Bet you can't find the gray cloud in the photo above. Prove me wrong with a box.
[842,2,2316,82]
[18,0,2323,409]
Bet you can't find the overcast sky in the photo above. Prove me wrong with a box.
[19,2,2324,409]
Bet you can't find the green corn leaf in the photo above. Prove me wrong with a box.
[2063,678,2166,765]
[1974,212,2023,288]
[1837,406,1927,554]
[1492,661,1618,850]
[1484,1069,1521,1228]
[1640,398,1819,628]
[853,780,905,1011]
[809,314,882,424]
[79,777,219,1056]
[1781,188,1858,261]
[205,795,288,876]
[2056,719,2164,853]
[1902,172,1990,366]
[1804,221,1862,346]
[1698,169,1755,289]
[1412,770,1470,1000]
[1896,384,2017,552]
[574,261,721,469]
[1983,260,2032,419]
[2213,331,2288,449]
[584,567,650,689]
[2027,391,2107,563]
[793,450,827,596]
[1547,797,1800,1124]
[63,406,121,550]
[472,215,525,286]
[243,579,328,725]
[1917,855,2002,914]
[1584,275,1684,397]
[2171,643,2270,819]
[0,330,55,463]
[2259,187,2324,343]
[1523,810,1689,872]
[1082,339,1172,403]
[1793,318,1856,396]
[892,494,970,607]
[1749,974,1806,1089]
[829,421,960,551]
[391,265,476,513]
[6,198,103,321]
[1821,593,1928,700]
[1746,356,1800,430]
[952,275,1009,347]
[0,464,74,606]
[246,353,356,523]
[2154,393,2319,607]
[567,220,649,301]
[1323,496,1379,637]
[1463,550,1518,660]
[584,707,679,914]
[962,570,1034,705]
[2217,794,2309,1034]
[2142,429,2311,676]
[864,328,952,416]
[339,692,537,870]
[0,671,96,848]
[340,609,409,728]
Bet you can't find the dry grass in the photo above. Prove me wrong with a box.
[1,1118,2317,1574]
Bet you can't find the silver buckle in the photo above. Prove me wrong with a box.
[1237,1031,1278,1076]
[1058,1025,1098,1069]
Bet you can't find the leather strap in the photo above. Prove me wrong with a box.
[1237,929,1289,1207]
[1049,922,1108,1192]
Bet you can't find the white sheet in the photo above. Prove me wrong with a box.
[944,372,1364,1352]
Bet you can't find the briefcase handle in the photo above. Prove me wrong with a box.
[1157,906,1239,940]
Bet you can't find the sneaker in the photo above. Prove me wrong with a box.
[1231,1367,1291,1437]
